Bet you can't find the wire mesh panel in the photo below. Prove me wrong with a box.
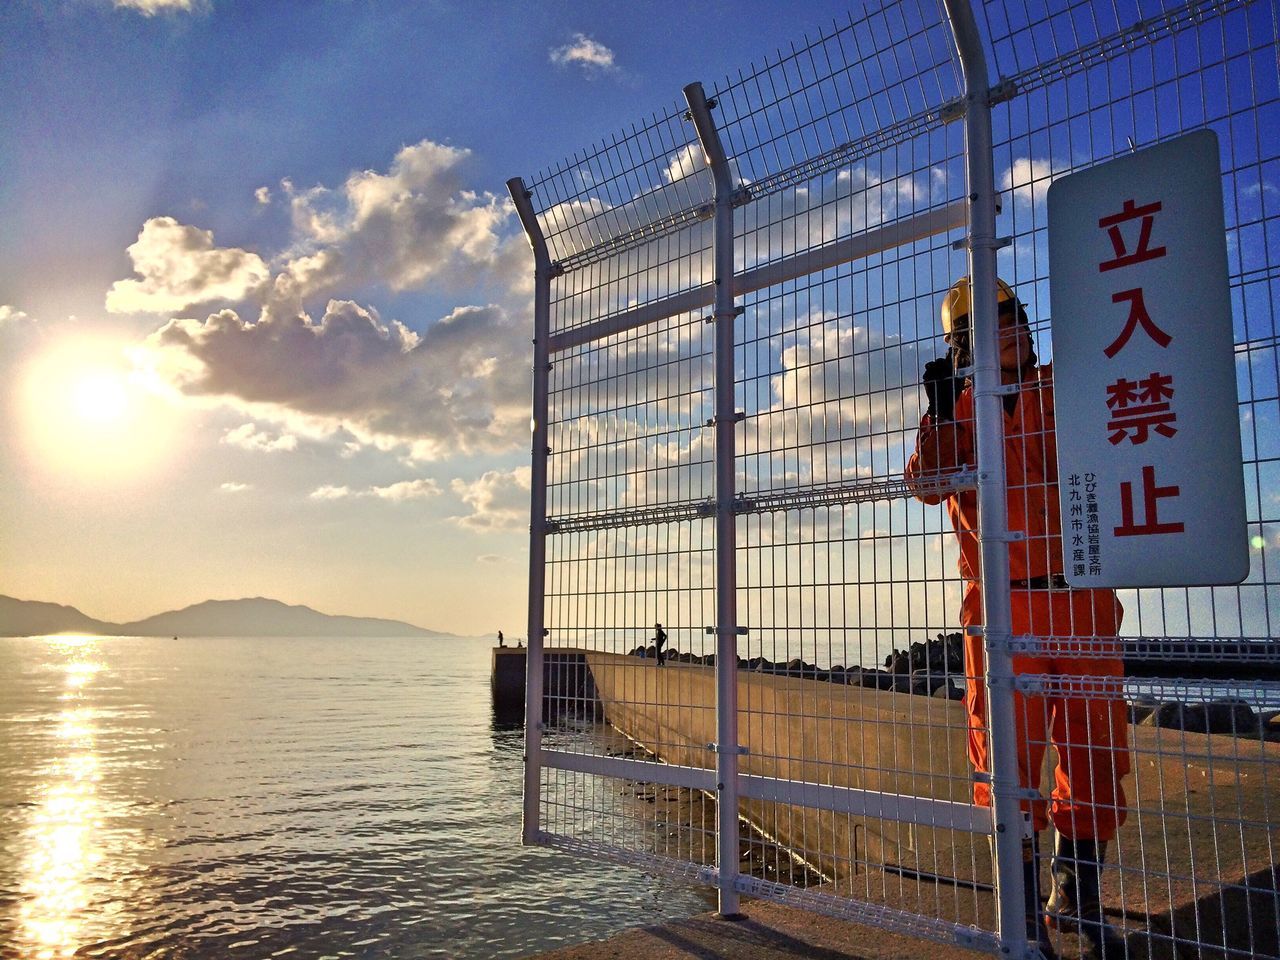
[511,0,1280,956]
[516,0,1007,946]
[519,100,724,881]
[970,1,1280,957]
[709,0,1001,939]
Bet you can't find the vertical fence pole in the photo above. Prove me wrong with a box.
[508,176,552,847]
[940,4,1031,958]
[683,81,743,919]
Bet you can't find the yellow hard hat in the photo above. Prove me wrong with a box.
[940,276,1017,335]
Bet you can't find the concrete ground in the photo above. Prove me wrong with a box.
[526,897,983,960]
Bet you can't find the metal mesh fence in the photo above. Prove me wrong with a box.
[509,0,1280,956]
[973,2,1280,957]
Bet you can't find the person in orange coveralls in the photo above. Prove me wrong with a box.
[906,277,1130,958]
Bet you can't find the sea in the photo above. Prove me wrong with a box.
[0,635,713,959]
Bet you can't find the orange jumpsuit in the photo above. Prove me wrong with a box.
[906,363,1129,841]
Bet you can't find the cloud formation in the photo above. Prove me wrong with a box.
[273,139,513,309]
[308,478,442,502]
[148,299,529,459]
[549,34,617,75]
[309,485,350,501]
[663,144,706,184]
[369,479,442,501]
[1001,156,1054,209]
[452,467,531,530]
[114,0,201,14]
[107,137,537,464]
[108,139,518,326]
[107,217,269,314]
[745,317,924,487]
[219,481,251,493]
[0,305,31,326]
[221,423,298,453]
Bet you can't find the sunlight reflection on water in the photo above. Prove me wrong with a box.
[16,638,109,959]
[0,636,710,959]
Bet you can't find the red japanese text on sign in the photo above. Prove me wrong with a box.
[1105,371,1177,445]
[1050,131,1246,587]
[1114,465,1184,537]
[1104,288,1173,358]
[1098,199,1168,272]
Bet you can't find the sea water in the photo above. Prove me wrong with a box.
[0,635,712,959]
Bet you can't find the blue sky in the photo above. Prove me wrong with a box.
[0,0,860,634]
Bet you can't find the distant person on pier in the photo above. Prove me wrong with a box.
[906,276,1130,957]
[497,630,505,648]
[652,622,668,666]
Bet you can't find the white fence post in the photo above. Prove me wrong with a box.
[683,80,744,919]
[941,2,1031,957]
[507,176,552,847]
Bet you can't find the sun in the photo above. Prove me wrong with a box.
[18,338,183,487]
[70,372,130,425]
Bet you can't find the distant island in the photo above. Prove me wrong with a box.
[0,595,451,639]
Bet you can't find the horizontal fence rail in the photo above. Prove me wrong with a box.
[548,200,971,353]
[546,471,979,534]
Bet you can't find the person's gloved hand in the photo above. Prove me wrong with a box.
[922,352,964,422]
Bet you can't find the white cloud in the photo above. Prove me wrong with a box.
[367,478,441,501]
[219,481,251,493]
[737,315,926,490]
[114,0,200,14]
[109,139,515,324]
[309,485,351,501]
[452,467,531,530]
[0,305,31,326]
[115,142,953,491]
[535,196,616,261]
[221,422,298,453]
[275,139,513,307]
[549,34,617,75]
[308,478,441,502]
[1241,179,1280,200]
[110,138,534,461]
[476,554,509,564]
[106,217,269,314]
[1001,156,1055,209]
[663,144,706,184]
[146,299,529,459]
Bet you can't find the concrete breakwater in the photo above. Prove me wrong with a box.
[494,638,1280,733]
[491,646,601,723]
[622,638,1280,736]
[588,653,1280,958]
[495,647,1280,957]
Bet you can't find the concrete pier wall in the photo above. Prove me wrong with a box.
[584,652,1280,956]
[585,651,980,886]
[490,647,1279,953]
[491,647,600,722]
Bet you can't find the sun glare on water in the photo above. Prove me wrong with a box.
[19,339,182,487]
[13,635,147,959]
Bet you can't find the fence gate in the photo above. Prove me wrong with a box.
[507,1,1280,956]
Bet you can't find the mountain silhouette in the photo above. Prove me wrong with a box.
[0,596,116,637]
[0,594,447,638]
